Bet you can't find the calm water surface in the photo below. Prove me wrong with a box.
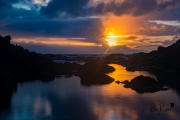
[0,64,180,120]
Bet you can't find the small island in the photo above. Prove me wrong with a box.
[121,75,168,93]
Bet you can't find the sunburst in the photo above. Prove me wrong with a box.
[104,28,122,46]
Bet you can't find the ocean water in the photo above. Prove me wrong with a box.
[0,64,179,120]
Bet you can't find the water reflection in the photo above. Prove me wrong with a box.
[0,64,180,120]
[107,64,167,94]
[107,64,157,81]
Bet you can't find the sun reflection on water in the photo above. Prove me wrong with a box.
[107,64,157,81]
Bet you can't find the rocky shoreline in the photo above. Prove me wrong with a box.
[104,39,180,95]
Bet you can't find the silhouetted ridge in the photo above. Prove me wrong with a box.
[0,35,11,49]
[0,35,83,82]
[109,39,180,73]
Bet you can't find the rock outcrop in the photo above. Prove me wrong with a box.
[122,75,168,94]
[78,58,115,86]
[0,35,11,49]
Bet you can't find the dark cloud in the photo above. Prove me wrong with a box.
[138,23,180,36]
[0,18,104,43]
[94,0,180,17]
[96,0,157,16]
[40,0,90,18]
[0,0,15,20]
[40,0,180,18]
[1,0,180,21]
[157,0,179,10]
[0,0,40,22]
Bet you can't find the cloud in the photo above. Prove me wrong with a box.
[124,36,138,40]
[1,0,180,54]
[39,0,180,18]
[0,18,104,44]
[0,0,40,22]
[162,39,178,46]
[173,35,180,39]
[1,0,180,21]
[40,0,90,18]
[148,20,180,26]
[11,41,109,54]
[138,23,179,36]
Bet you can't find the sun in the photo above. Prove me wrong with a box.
[105,38,117,46]
[104,28,121,46]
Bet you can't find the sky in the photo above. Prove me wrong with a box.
[0,0,180,54]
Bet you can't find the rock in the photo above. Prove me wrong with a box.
[126,65,137,71]
[130,75,157,88]
[79,73,114,86]
[78,58,115,86]
[157,46,165,52]
[122,75,168,93]
[121,80,129,84]
[124,84,131,88]
[115,80,121,84]
[0,69,13,83]
[0,35,11,49]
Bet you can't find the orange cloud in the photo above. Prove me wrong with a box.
[12,37,102,46]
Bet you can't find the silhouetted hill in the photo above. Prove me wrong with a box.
[0,35,56,82]
[0,35,83,83]
[107,39,180,74]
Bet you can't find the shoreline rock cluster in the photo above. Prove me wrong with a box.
[78,59,115,86]
[116,75,168,94]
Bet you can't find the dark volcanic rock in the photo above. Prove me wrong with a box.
[120,80,129,84]
[115,80,121,84]
[126,65,137,71]
[157,46,166,52]
[80,73,114,86]
[130,75,157,88]
[0,35,11,49]
[122,75,168,94]
[78,58,115,86]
